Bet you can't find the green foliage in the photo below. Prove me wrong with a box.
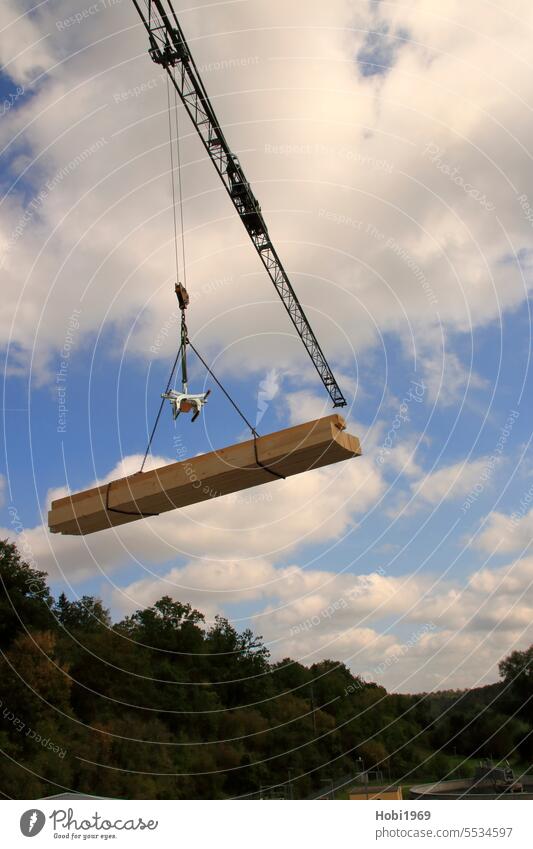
[53,593,111,633]
[0,540,531,799]
[0,539,53,647]
[499,646,533,717]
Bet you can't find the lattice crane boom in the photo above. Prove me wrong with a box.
[131,0,347,407]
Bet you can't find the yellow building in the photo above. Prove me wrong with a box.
[349,785,403,800]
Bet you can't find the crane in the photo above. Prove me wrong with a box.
[130,0,347,409]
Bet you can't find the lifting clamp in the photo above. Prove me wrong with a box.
[161,283,211,422]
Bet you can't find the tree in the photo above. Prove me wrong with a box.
[499,645,533,712]
[0,631,73,797]
[1,539,532,800]
[0,539,53,647]
[54,593,111,633]
[118,597,205,651]
[205,616,271,706]
[270,658,311,693]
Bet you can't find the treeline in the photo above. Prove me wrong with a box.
[0,539,531,799]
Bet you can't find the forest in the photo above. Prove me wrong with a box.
[0,539,531,799]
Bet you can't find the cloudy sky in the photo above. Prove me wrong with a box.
[1,0,532,693]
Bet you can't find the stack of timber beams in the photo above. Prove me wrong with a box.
[48,414,361,537]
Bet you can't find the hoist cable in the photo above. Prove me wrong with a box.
[141,329,286,482]
[166,75,180,283]
[173,84,188,289]
[187,339,256,434]
[140,342,184,474]
[187,340,286,481]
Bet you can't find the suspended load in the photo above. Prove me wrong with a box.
[48,415,361,536]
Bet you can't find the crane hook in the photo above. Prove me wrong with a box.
[161,283,211,422]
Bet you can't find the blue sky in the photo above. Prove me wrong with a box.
[1,0,532,693]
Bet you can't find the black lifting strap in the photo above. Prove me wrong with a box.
[139,328,286,485]
[252,430,286,481]
[105,481,160,519]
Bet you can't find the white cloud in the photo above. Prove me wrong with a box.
[389,456,493,517]
[412,457,491,506]
[2,0,532,697]
[474,499,533,555]
[110,549,533,693]
[0,0,532,407]
[2,442,532,692]
[0,2,53,84]
[417,345,487,407]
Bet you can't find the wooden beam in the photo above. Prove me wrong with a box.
[48,415,361,536]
